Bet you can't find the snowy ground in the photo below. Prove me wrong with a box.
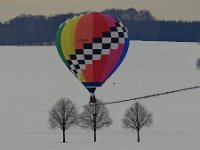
[0,41,200,149]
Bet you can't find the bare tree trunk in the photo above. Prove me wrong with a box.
[62,129,65,143]
[137,129,140,142]
[136,106,140,142]
[93,113,96,142]
[91,98,97,142]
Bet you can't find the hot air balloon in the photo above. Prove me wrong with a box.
[55,12,129,103]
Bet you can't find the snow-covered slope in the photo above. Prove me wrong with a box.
[0,41,200,149]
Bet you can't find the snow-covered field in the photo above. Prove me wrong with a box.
[0,41,200,150]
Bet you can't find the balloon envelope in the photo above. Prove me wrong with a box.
[55,12,129,93]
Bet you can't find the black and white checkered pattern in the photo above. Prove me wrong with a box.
[67,20,128,78]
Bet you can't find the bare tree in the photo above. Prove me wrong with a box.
[78,99,112,142]
[122,102,153,142]
[196,58,200,69]
[48,97,78,143]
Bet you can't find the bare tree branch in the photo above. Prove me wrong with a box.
[78,99,112,131]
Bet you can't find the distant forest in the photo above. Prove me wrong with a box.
[0,8,200,45]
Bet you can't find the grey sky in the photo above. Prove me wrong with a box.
[0,0,200,22]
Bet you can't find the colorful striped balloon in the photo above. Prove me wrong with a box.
[55,12,129,95]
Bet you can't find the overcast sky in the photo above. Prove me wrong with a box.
[0,0,200,22]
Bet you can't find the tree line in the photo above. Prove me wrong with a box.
[48,97,153,143]
[0,8,200,45]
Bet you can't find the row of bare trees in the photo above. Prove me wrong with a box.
[48,97,153,143]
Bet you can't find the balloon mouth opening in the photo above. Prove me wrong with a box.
[88,88,96,94]
[82,82,104,94]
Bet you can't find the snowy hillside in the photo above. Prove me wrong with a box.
[0,41,200,149]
